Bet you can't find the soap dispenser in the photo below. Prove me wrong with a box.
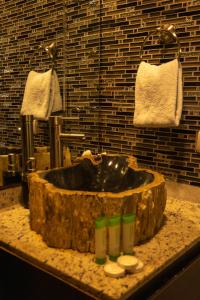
[3,153,21,186]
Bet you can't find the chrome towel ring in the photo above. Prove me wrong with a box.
[29,42,58,69]
[140,24,181,61]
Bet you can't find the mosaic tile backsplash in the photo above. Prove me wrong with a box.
[0,0,200,186]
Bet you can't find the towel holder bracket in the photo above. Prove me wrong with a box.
[140,24,181,61]
[29,42,58,69]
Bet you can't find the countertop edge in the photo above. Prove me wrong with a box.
[1,236,200,300]
[122,237,200,300]
[0,241,105,300]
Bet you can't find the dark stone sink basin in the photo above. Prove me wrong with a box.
[44,155,154,193]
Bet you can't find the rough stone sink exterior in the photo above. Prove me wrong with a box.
[29,154,167,252]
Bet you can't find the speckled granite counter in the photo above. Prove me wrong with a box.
[0,187,200,300]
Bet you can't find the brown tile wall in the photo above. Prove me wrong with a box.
[63,0,101,155]
[65,0,200,186]
[0,0,200,186]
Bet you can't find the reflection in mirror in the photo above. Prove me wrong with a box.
[0,2,64,148]
[0,2,64,191]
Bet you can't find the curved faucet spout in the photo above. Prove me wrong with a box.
[49,116,85,168]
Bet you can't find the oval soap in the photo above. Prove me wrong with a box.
[104,263,125,278]
[117,255,138,272]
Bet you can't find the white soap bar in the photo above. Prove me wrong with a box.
[117,255,138,272]
[135,259,144,273]
[82,150,92,156]
[104,263,125,278]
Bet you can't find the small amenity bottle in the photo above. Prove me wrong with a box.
[95,217,107,264]
[108,215,121,261]
[122,213,136,255]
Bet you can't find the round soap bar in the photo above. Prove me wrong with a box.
[117,255,138,272]
[104,263,125,278]
[135,259,144,273]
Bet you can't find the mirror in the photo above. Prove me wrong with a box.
[63,0,101,157]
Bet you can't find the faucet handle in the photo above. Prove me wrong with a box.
[60,133,85,140]
[49,116,79,127]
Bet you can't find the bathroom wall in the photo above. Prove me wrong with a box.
[63,0,101,154]
[65,0,200,186]
[0,0,200,186]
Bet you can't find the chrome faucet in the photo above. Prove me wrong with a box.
[49,116,85,168]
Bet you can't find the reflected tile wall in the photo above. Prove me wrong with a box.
[0,0,63,146]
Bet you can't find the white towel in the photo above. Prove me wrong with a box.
[133,59,183,127]
[20,69,63,120]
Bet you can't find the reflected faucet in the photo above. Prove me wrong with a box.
[21,115,36,208]
[49,116,85,168]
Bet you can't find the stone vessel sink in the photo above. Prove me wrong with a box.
[29,154,167,252]
[44,155,154,193]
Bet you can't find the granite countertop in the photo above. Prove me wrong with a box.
[0,186,200,300]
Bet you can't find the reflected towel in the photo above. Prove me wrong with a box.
[133,59,183,127]
[20,69,62,120]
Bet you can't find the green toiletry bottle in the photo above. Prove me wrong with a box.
[95,217,107,264]
[108,215,121,261]
[122,213,136,255]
